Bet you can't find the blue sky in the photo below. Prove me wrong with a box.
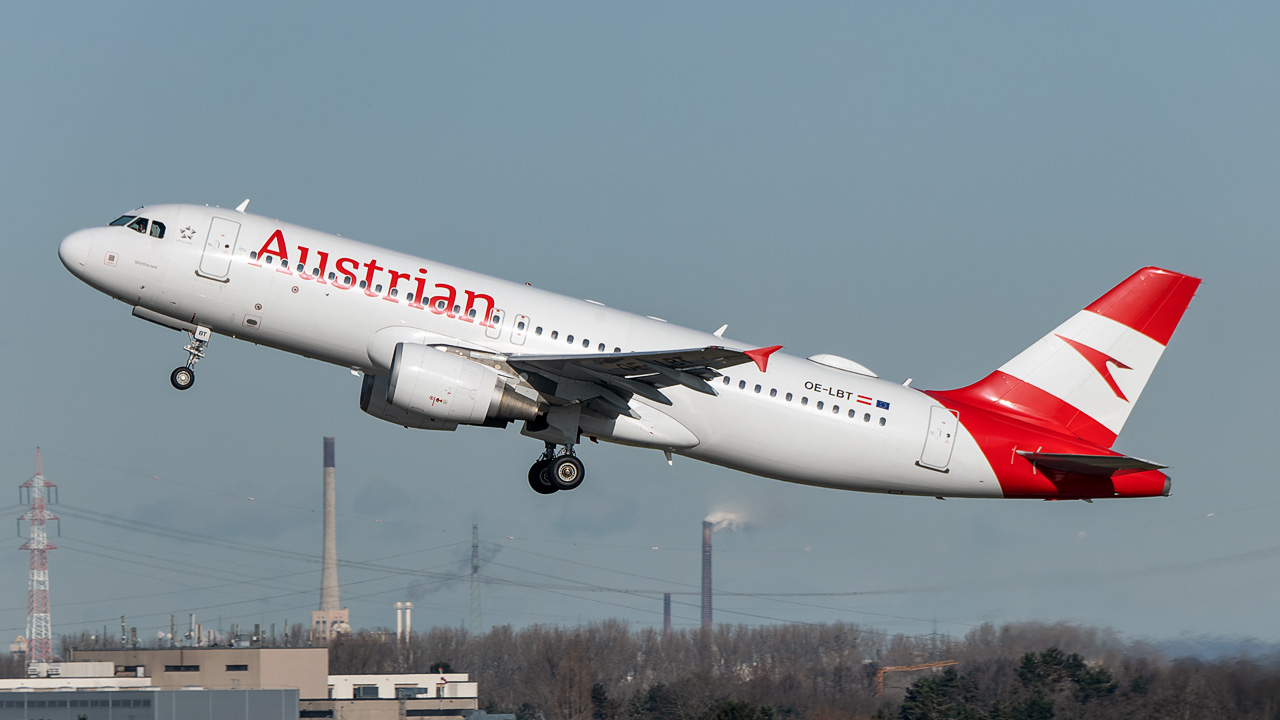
[2,3,1278,648]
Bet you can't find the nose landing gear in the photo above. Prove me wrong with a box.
[170,325,212,391]
[527,443,587,494]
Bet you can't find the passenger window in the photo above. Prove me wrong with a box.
[598,343,605,352]
[453,305,461,315]
[833,405,839,414]
[150,221,165,238]
[518,321,527,330]
[770,389,777,397]
[436,300,447,311]
[786,393,793,402]
[722,376,730,385]
[551,331,558,340]
[817,401,824,410]
[109,215,135,227]
[468,308,477,318]
[359,280,367,289]
[535,326,543,335]
[376,284,384,293]
[127,217,148,234]
[390,288,399,297]
[250,251,258,260]
[738,380,746,390]
[328,272,336,281]
[864,413,871,422]
[801,397,809,406]
[879,417,887,426]
[266,256,274,265]
[754,384,761,393]
[406,293,414,302]
[614,347,621,353]
[567,334,574,343]
[848,409,855,418]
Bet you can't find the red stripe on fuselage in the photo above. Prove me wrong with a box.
[932,371,1117,448]
[924,389,1168,499]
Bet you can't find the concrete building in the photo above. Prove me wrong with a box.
[301,673,479,719]
[70,647,329,698]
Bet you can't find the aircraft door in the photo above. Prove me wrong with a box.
[198,217,241,279]
[511,314,529,345]
[918,406,957,471]
[485,308,505,339]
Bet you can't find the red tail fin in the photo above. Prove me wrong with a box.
[934,267,1200,448]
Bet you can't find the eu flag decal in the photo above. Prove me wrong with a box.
[876,400,890,410]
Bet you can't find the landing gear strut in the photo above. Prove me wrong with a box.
[170,325,212,391]
[527,443,586,494]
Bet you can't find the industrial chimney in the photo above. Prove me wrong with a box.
[321,437,339,611]
[701,520,712,631]
[312,437,350,643]
[663,593,672,637]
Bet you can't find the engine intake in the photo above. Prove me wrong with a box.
[360,374,458,430]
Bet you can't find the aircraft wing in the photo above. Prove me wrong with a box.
[1016,451,1167,476]
[507,346,765,411]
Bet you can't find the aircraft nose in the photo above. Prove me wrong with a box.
[59,229,92,271]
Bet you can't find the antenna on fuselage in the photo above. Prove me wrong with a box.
[713,324,728,338]
[236,198,250,214]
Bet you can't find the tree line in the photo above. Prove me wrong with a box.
[32,620,1280,719]
[326,621,1280,720]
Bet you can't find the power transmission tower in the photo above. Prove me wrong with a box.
[469,519,482,636]
[19,448,59,663]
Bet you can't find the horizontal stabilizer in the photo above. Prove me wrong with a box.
[1016,451,1166,476]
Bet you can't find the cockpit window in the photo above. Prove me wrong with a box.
[109,215,136,227]
[150,221,165,238]
[127,217,148,234]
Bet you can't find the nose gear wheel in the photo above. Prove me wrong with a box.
[170,325,212,390]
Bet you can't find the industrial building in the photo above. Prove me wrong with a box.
[4,651,480,720]
[69,647,329,697]
[0,688,299,720]
[0,661,298,720]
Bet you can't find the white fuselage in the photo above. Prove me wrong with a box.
[60,204,1004,497]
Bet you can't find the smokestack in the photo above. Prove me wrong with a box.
[405,602,412,640]
[663,593,672,637]
[701,520,712,631]
[395,602,404,641]
[321,437,339,611]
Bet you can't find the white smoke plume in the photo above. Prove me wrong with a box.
[705,510,746,532]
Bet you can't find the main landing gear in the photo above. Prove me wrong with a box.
[170,325,212,391]
[528,443,586,495]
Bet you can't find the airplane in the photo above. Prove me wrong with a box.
[58,201,1200,500]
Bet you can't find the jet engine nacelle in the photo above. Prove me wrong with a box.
[383,343,540,426]
[360,373,459,430]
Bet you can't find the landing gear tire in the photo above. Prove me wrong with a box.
[528,459,557,495]
[170,367,195,390]
[550,455,585,491]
